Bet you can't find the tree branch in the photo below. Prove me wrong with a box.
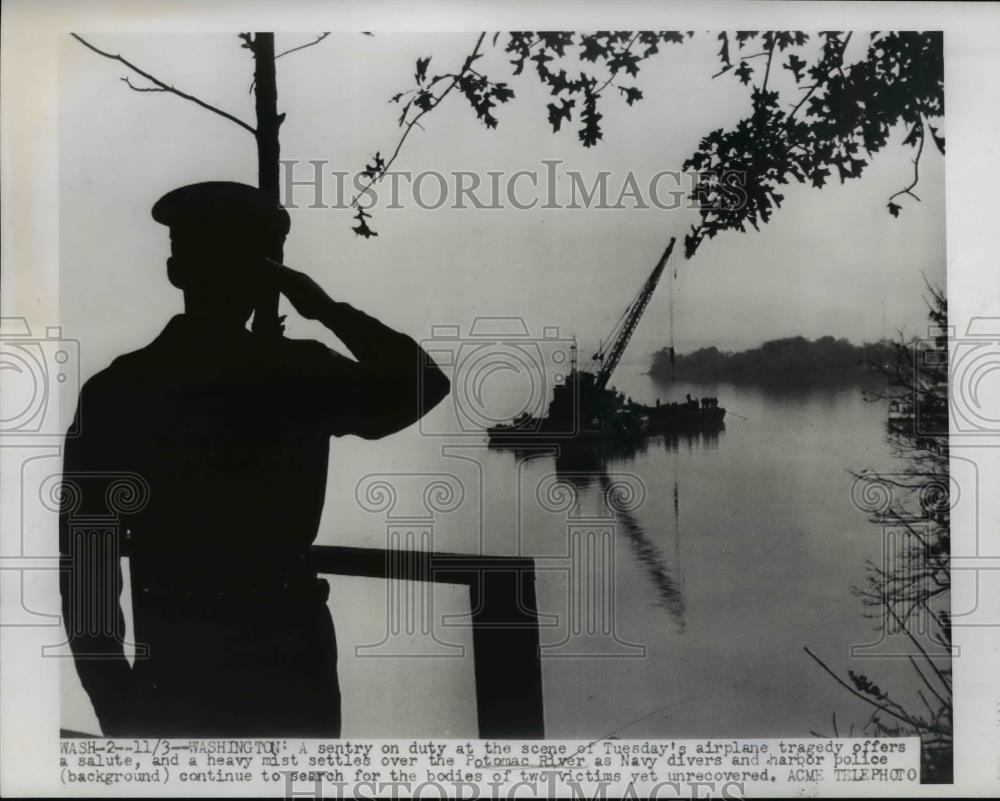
[121,76,166,92]
[803,647,938,733]
[888,118,926,205]
[761,37,775,91]
[786,32,853,125]
[884,601,951,691]
[710,50,774,82]
[594,33,641,97]
[350,31,488,208]
[275,32,330,60]
[909,656,950,710]
[71,33,257,135]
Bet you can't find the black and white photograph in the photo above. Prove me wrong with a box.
[2,1,1000,798]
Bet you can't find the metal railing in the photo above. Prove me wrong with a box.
[61,538,546,738]
[309,545,545,738]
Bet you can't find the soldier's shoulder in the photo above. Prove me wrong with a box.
[81,344,158,396]
[108,342,161,375]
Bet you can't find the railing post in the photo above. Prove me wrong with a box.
[310,546,545,738]
[467,562,545,738]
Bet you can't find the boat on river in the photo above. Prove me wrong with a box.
[487,367,725,445]
[487,237,725,446]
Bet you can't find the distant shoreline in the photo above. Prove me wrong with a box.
[648,336,891,386]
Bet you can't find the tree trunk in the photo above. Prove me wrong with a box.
[250,33,284,337]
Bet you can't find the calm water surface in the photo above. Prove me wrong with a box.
[317,364,919,738]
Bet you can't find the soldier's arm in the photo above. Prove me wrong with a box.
[273,260,450,439]
[59,378,133,735]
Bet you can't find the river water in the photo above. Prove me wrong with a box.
[315,364,923,739]
[62,364,923,739]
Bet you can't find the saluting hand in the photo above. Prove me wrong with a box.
[264,258,334,321]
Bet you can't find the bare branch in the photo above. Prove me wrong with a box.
[888,118,926,206]
[248,32,333,94]
[275,32,331,60]
[712,50,770,79]
[884,602,951,691]
[121,76,166,93]
[803,647,936,733]
[909,657,949,710]
[760,36,776,92]
[71,33,257,135]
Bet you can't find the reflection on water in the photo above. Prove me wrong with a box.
[548,427,724,474]
[490,430,722,631]
[492,427,724,477]
[600,472,686,626]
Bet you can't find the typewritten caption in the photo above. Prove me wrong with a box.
[58,737,921,796]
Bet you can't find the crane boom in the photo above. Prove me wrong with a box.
[593,237,676,390]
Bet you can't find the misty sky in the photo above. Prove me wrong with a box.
[60,32,945,382]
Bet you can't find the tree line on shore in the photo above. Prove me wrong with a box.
[649,335,896,385]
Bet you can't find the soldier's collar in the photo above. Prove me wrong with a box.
[161,314,253,341]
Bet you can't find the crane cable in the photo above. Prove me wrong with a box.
[668,259,677,381]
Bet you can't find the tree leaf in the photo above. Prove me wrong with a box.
[547,98,575,131]
[717,32,731,68]
[928,125,945,155]
[353,207,378,238]
[415,56,431,84]
[784,53,807,83]
[619,86,643,106]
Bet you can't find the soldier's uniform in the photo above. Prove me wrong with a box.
[60,183,449,736]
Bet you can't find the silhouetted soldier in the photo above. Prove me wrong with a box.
[59,182,450,737]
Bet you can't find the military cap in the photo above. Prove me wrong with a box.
[152,181,291,237]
